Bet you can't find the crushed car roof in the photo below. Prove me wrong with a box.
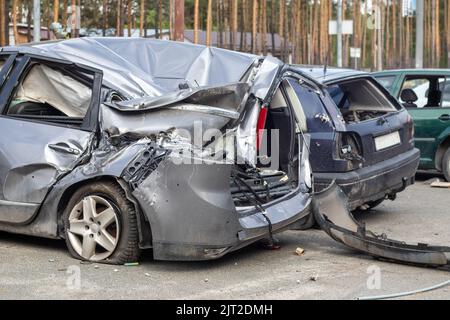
[292,65,368,84]
[4,37,259,99]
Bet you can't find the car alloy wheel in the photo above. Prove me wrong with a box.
[67,195,120,261]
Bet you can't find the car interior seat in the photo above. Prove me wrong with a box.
[400,88,419,108]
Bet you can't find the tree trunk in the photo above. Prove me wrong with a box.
[270,0,275,56]
[312,0,319,64]
[13,0,19,45]
[194,0,199,44]
[127,0,132,37]
[102,0,108,36]
[117,0,122,36]
[385,1,390,68]
[0,0,5,46]
[174,0,184,41]
[169,0,173,40]
[62,0,68,28]
[353,0,361,69]
[206,0,212,46]
[251,0,257,54]
[397,0,403,67]
[261,0,267,55]
[139,0,144,37]
[53,0,59,22]
[231,0,238,50]
[435,0,441,67]
[279,0,284,60]
[71,0,77,38]
[217,0,223,47]
[240,0,247,52]
[158,0,163,38]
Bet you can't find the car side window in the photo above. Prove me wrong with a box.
[375,75,396,91]
[400,77,446,108]
[4,62,93,122]
[441,78,450,108]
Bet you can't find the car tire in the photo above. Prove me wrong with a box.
[62,181,140,264]
[442,148,450,182]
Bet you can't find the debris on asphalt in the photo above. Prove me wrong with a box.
[430,181,450,188]
[94,265,99,269]
[48,259,55,262]
[295,247,305,256]
[57,268,67,272]
[204,278,209,283]
[309,275,319,282]
[296,280,301,284]
[124,262,140,267]
[113,269,119,272]
[144,273,151,277]
[423,177,443,185]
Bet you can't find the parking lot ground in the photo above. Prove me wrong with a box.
[1,172,450,300]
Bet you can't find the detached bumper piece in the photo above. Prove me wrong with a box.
[313,183,450,268]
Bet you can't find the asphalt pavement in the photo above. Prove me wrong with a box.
[0,172,449,300]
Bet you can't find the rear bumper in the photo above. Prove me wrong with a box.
[314,148,420,210]
[132,156,312,261]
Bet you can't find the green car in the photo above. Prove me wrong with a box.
[373,69,450,181]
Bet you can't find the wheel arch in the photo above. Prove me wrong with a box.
[435,135,450,171]
[57,175,153,249]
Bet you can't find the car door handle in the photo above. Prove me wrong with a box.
[439,114,450,121]
[48,143,81,155]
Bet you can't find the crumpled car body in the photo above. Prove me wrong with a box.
[0,39,314,262]
[0,39,448,268]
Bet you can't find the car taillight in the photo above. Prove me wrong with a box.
[407,114,415,143]
[256,106,268,151]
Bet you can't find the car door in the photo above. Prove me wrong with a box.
[0,53,102,224]
[399,75,449,169]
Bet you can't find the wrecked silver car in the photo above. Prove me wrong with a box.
[0,38,314,263]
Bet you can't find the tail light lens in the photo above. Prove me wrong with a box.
[256,106,268,151]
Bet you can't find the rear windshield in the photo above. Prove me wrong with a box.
[327,78,398,113]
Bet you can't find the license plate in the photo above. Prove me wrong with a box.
[374,131,401,151]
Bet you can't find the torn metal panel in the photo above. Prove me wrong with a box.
[313,183,450,268]
[101,104,233,144]
[250,55,284,100]
[109,82,250,112]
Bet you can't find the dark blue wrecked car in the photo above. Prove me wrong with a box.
[293,67,419,212]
